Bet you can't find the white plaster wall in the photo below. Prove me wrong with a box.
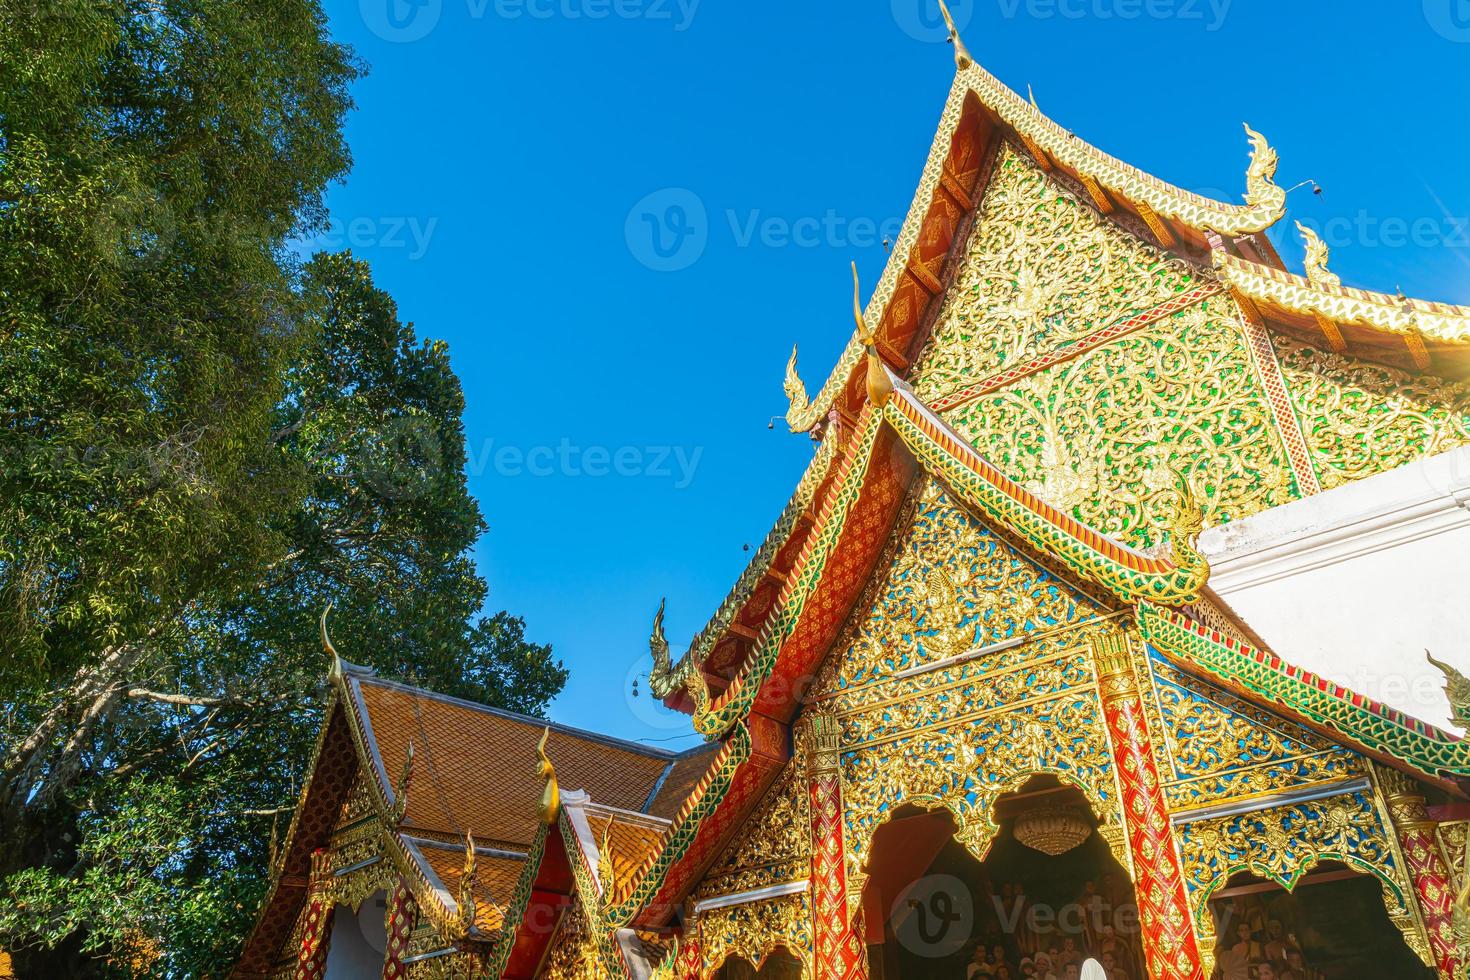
[1198,444,1470,733]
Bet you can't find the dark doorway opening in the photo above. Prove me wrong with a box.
[1206,865,1433,980]
[711,948,804,979]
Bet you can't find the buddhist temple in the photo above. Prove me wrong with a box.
[235,11,1470,980]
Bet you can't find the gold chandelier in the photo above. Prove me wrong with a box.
[1012,805,1093,856]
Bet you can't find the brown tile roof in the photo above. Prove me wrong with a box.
[583,811,668,894]
[350,675,676,846]
[410,839,527,933]
[645,743,722,821]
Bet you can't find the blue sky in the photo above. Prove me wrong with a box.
[312,0,1470,747]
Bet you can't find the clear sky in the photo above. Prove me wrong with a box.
[312,0,1470,747]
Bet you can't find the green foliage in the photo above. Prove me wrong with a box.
[0,3,566,976]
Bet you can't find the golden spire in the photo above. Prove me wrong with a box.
[784,344,810,418]
[937,0,973,70]
[1296,221,1341,287]
[536,727,561,825]
[852,262,893,408]
[458,829,478,934]
[1427,651,1470,730]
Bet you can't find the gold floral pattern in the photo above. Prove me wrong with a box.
[1276,335,1470,489]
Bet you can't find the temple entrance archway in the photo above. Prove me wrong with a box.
[322,890,387,978]
[1205,866,1432,980]
[710,947,804,979]
[860,777,1144,980]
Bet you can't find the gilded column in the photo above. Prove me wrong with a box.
[381,875,417,980]
[1380,766,1461,979]
[293,849,336,980]
[674,906,702,980]
[806,711,869,980]
[1090,629,1205,980]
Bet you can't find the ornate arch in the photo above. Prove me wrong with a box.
[698,893,813,980]
[1178,787,1432,974]
[841,683,1131,883]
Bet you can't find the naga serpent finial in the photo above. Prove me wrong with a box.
[458,829,478,934]
[536,727,560,825]
[1166,474,1211,592]
[1427,651,1470,730]
[937,0,973,70]
[1296,221,1341,287]
[784,345,810,418]
[649,598,672,682]
[390,739,413,823]
[1242,123,1285,214]
[852,262,893,408]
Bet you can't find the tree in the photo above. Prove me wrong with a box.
[0,2,566,974]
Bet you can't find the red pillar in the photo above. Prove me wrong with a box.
[675,911,702,980]
[807,712,869,980]
[381,875,418,980]
[294,850,336,980]
[1091,630,1205,980]
[1381,768,1460,979]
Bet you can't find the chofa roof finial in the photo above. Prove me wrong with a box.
[536,727,561,825]
[1296,221,1341,287]
[852,262,893,408]
[937,0,973,70]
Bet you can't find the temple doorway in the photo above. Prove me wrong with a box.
[710,948,804,979]
[322,890,388,978]
[862,777,1144,980]
[1206,866,1433,980]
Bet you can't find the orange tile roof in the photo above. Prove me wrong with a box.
[645,743,722,821]
[411,839,527,933]
[351,676,675,846]
[583,811,668,894]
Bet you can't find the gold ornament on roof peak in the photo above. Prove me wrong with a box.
[1427,651,1470,730]
[320,603,340,661]
[1166,475,1210,586]
[1296,221,1341,287]
[1242,123,1285,213]
[458,829,478,934]
[597,820,616,894]
[391,739,413,823]
[852,262,893,408]
[784,345,810,418]
[536,727,560,825]
[649,598,672,686]
[937,0,973,70]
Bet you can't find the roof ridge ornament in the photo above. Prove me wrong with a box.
[536,727,561,825]
[1296,221,1341,287]
[1166,475,1210,584]
[1242,123,1285,213]
[1427,651,1470,731]
[852,262,893,408]
[649,599,673,687]
[784,345,810,419]
[937,0,973,70]
[391,739,414,823]
[457,829,478,935]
